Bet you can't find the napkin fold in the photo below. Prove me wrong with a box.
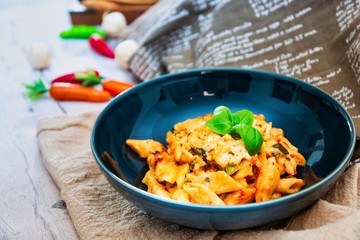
[37,112,360,240]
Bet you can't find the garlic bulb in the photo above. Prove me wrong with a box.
[26,42,51,69]
[114,39,140,69]
[101,12,127,38]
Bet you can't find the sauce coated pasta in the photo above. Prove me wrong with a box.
[126,111,306,205]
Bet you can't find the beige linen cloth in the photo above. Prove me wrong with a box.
[37,112,360,240]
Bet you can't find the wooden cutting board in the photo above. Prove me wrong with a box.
[69,0,155,25]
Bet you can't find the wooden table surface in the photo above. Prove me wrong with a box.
[0,1,136,239]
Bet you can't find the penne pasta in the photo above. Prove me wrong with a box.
[255,155,280,202]
[127,110,307,205]
[186,171,243,194]
[223,187,256,205]
[125,139,165,159]
[275,177,305,194]
[183,183,225,206]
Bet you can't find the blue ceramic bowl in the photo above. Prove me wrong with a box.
[91,68,356,230]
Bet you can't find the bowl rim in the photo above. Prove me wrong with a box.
[91,67,357,211]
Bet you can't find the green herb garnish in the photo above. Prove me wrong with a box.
[225,164,241,175]
[205,106,263,155]
[22,78,48,100]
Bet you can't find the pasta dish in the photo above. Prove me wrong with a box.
[126,107,306,205]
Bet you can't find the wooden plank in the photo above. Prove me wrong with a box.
[0,0,136,238]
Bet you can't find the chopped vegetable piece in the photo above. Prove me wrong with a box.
[102,80,134,96]
[272,143,289,154]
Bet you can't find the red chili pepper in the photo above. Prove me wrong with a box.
[51,69,103,86]
[89,33,115,58]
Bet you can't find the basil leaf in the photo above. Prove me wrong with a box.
[236,125,263,155]
[205,116,233,135]
[233,109,254,126]
[232,123,247,136]
[206,106,263,155]
[213,106,233,123]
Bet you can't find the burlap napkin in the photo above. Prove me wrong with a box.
[37,112,360,240]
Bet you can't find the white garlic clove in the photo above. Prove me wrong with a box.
[101,12,127,38]
[26,42,51,69]
[114,39,140,69]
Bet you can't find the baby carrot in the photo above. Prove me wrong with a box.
[50,83,111,102]
[23,78,110,102]
[102,80,134,96]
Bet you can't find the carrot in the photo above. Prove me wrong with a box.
[102,80,134,96]
[49,83,111,102]
[23,78,110,102]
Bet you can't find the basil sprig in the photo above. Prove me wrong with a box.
[205,106,263,155]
